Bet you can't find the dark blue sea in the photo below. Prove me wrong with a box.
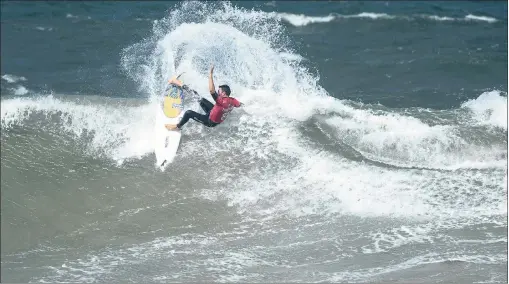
[1,1,507,283]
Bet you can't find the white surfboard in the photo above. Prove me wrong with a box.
[154,84,185,170]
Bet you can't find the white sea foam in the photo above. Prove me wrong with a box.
[465,14,498,23]
[278,12,335,26]
[65,13,91,20]
[322,92,507,170]
[420,15,455,21]
[2,74,27,83]
[35,26,54,31]
[461,90,507,130]
[270,11,499,26]
[345,12,397,20]
[12,86,29,96]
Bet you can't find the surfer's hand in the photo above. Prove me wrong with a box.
[210,65,214,74]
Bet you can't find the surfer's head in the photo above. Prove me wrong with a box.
[218,85,231,97]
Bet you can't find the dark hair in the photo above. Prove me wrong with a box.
[219,85,231,96]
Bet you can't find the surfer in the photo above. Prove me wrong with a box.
[165,66,242,131]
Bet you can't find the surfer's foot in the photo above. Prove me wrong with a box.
[168,76,183,87]
[165,124,180,131]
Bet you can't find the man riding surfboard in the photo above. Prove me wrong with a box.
[165,66,243,131]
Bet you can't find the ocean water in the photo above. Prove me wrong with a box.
[1,1,507,283]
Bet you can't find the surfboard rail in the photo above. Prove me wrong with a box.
[154,79,186,170]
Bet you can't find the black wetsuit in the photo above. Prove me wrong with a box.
[177,86,219,129]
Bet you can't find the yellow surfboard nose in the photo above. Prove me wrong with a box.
[163,96,182,118]
[163,85,184,118]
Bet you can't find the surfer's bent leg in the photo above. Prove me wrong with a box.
[177,110,212,129]
[199,98,214,114]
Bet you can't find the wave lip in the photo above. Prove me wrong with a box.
[1,95,157,163]
[344,12,397,20]
[420,14,455,21]
[461,90,507,130]
[277,12,335,26]
[465,14,498,23]
[320,91,507,172]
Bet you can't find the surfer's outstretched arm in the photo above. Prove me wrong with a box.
[209,65,218,102]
